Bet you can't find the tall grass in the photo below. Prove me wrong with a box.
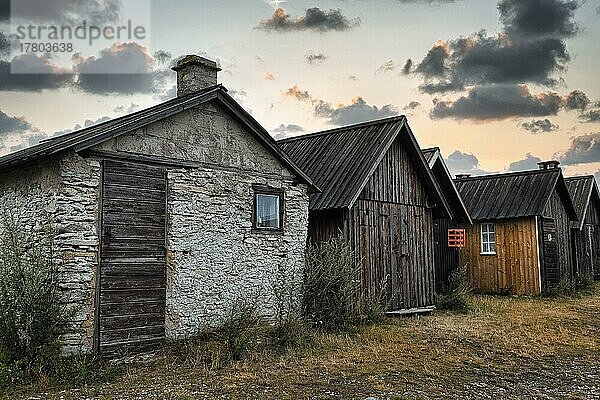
[436,264,472,312]
[302,235,386,331]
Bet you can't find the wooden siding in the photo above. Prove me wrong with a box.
[460,218,541,295]
[433,218,461,286]
[348,200,435,310]
[98,160,167,356]
[354,137,435,310]
[307,209,345,244]
[543,190,574,283]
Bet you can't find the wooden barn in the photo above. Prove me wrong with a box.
[565,176,600,279]
[0,55,316,356]
[421,147,472,286]
[278,117,452,312]
[454,161,578,295]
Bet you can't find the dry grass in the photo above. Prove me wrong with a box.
[9,284,600,399]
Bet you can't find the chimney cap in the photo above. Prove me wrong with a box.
[172,55,222,72]
[537,160,561,170]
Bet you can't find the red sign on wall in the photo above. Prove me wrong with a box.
[448,229,466,248]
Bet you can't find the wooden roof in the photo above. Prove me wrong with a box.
[454,169,578,221]
[421,147,472,224]
[0,85,317,191]
[565,176,600,230]
[278,116,451,217]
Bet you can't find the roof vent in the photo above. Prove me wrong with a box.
[537,160,561,170]
[172,55,221,97]
[455,174,471,179]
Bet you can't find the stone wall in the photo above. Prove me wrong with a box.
[95,100,310,339]
[0,153,101,353]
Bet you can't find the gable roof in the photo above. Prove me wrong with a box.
[277,116,452,217]
[421,147,472,224]
[565,176,600,230]
[454,169,578,221]
[0,85,317,191]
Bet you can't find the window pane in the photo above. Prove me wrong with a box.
[256,194,280,229]
[490,242,496,252]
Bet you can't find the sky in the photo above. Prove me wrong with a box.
[0,0,599,180]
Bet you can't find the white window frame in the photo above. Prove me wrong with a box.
[254,191,283,231]
[480,223,496,255]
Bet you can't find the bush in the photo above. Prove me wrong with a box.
[544,273,595,297]
[0,212,73,393]
[302,235,385,331]
[436,264,472,312]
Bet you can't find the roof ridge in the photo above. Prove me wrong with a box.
[454,168,559,181]
[277,115,406,143]
[565,175,595,181]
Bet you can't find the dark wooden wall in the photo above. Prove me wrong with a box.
[542,190,574,284]
[433,219,461,287]
[353,138,435,310]
[98,161,167,356]
[573,196,600,279]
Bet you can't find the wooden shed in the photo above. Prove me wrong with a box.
[422,147,472,286]
[565,176,600,279]
[278,117,452,312]
[454,162,578,295]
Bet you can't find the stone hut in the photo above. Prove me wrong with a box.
[0,55,316,356]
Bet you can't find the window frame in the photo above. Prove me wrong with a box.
[480,222,496,255]
[252,185,285,233]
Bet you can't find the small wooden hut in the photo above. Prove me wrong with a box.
[278,116,452,312]
[454,162,578,295]
[422,147,472,286]
[565,176,600,279]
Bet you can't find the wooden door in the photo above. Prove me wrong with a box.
[98,160,167,357]
[541,217,559,286]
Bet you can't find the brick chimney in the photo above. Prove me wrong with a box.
[172,55,221,97]
[537,160,561,170]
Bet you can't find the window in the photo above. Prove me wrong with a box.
[253,188,284,231]
[480,223,496,255]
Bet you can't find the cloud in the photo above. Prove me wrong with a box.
[404,101,421,110]
[498,0,579,39]
[408,0,580,94]
[0,109,32,134]
[113,102,140,114]
[74,42,167,95]
[262,71,276,81]
[305,52,328,64]
[507,153,542,171]
[377,60,395,73]
[272,123,304,139]
[0,108,46,154]
[314,97,399,125]
[520,118,559,133]
[283,85,312,101]
[564,90,590,111]
[558,132,600,165]
[283,85,399,125]
[52,115,111,137]
[580,109,600,123]
[430,84,565,120]
[2,0,121,24]
[0,54,74,92]
[401,59,413,75]
[445,150,490,176]
[257,7,360,33]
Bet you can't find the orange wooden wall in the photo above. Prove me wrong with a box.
[459,217,541,295]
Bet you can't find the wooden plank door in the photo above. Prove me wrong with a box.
[541,217,559,287]
[98,160,167,357]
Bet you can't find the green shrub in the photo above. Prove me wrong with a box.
[544,273,595,297]
[302,235,385,331]
[436,264,472,312]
